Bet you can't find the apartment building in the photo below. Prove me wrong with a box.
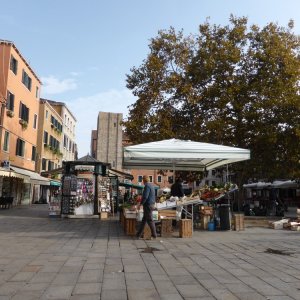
[42,99,77,162]
[36,99,63,173]
[0,39,50,204]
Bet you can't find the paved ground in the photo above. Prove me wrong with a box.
[0,205,299,300]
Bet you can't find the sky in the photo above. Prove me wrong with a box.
[1,0,299,157]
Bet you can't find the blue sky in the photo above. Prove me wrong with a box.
[1,0,299,156]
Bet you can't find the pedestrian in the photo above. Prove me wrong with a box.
[171,177,184,198]
[136,175,157,239]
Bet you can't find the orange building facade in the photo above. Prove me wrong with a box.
[0,40,41,171]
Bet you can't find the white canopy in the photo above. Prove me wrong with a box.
[123,139,250,171]
[272,180,298,189]
[243,182,273,189]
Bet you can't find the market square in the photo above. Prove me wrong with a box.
[0,205,299,300]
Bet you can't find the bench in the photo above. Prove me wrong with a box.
[0,197,13,209]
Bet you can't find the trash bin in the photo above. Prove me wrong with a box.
[219,204,231,230]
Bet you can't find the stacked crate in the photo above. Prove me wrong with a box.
[161,218,173,237]
[179,219,192,238]
[200,206,213,230]
[233,213,245,231]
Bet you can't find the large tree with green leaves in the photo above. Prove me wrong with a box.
[124,16,300,182]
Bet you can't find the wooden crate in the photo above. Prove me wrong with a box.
[200,206,213,216]
[100,212,108,219]
[161,218,173,237]
[125,218,136,236]
[159,210,177,219]
[179,219,192,238]
[201,215,210,230]
[233,214,245,231]
[143,224,152,239]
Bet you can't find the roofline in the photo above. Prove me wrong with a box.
[41,98,77,121]
[0,39,42,84]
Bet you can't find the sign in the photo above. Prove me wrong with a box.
[2,160,10,169]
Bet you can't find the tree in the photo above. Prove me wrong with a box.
[124,16,300,183]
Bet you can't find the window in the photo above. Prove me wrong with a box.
[3,131,9,151]
[69,140,72,151]
[33,114,37,129]
[42,158,47,171]
[149,175,153,183]
[48,161,54,171]
[6,91,14,111]
[31,146,36,161]
[212,170,216,176]
[138,175,143,183]
[157,175,162,183]
[16,138,25,157]
[168,176,174,184]
[46,110,48,119]
[22,70,32,91]
[36,87,39,98]
[63,135,68,148]
[19,102,29,122]
[10,55,18,74]
[43,131,48,144]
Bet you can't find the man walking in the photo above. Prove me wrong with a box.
[136,175,157,239]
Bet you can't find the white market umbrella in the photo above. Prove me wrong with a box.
[123,139,250,171]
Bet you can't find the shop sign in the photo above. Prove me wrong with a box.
[1,160,10,169]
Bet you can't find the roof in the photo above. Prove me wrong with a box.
[123,138,250,171]
[77,154,99,162]
[41,98,77,121]
[0,39,42,84]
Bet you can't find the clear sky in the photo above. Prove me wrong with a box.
[1,0,299,157]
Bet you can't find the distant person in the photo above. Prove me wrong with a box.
[136,175,157,239]
[171,178,184,198]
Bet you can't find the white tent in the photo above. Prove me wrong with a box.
[123,139,250,171]
[243,182,273,189]
[272,180,299,189]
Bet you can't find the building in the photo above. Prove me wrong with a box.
[95,112,123,170]
[0,39,49,204]
[42,99,77,162]
[90,130,97,159]
[36,99,63,173]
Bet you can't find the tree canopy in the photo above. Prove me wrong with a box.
[124,16,300,182]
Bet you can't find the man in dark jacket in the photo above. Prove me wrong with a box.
[171,177,184,198]
[136,175,157,239]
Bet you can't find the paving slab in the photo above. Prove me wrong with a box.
[0,205,300,300]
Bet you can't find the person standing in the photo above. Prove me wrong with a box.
[171,177,184,198]
[136,175,157,239]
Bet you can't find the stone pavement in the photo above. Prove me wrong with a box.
[0,205,299,300]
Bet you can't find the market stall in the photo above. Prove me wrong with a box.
[60,155,111,218]
[122,139,250,235]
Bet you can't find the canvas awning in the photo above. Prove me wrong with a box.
[0,167,30,181]
[272,180,299,189]
[243,182,273,189]
[123,139,250,171]
[119,182,144,190]
[10,166,50,185]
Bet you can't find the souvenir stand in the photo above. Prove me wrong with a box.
[60,155,110,217]
[123,139,250,236]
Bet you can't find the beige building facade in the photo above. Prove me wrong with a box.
[36,99,63,173]
[42,99,77,162]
